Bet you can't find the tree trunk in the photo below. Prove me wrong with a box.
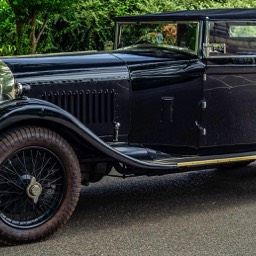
[30,13,49,54]
[8,0,26,54]
[15,18,25,54]
[30,13,37,54]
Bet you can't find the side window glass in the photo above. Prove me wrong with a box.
[117,22,199,55]
[207,21,256,56]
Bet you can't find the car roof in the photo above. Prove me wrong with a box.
[114,8,256,22]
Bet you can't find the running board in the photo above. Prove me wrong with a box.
[112,143,256,170]
[151,151,256,168]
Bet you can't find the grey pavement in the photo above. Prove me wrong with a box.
[2,164,256,256]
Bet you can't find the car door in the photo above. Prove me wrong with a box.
[201,21,256,153]
[126,54,205,154]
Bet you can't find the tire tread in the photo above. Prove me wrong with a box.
[0,126,81,245]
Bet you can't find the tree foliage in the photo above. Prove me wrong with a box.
[3,0,76,54]
[0,0,256,55]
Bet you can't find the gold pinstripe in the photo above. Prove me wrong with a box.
[153,155,256,167]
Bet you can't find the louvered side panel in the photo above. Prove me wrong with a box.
[41,90,116,124]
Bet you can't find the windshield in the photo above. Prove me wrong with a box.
[116,21,199,55]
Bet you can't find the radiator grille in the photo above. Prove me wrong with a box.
[41,89,116,124]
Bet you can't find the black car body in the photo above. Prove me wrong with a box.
[1,8,256,245]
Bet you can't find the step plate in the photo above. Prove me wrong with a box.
[152,152,256,168]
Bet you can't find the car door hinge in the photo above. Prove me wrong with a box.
[195,121,207,136]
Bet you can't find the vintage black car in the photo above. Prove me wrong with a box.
[1,8,256,245]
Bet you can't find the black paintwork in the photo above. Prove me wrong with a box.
[1,9,256,171]
[201,58,256,154]
[2,51,206,154]
[3,53,131,139]
[113,53,205,154]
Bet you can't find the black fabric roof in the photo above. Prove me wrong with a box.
[114,8,256,22]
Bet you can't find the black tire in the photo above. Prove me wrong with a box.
[0,127,81,245]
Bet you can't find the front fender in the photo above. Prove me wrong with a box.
[0,98,176,170]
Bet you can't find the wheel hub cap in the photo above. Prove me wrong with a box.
[26,177,43,204]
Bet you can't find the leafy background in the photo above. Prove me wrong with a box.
[0,0,255,55]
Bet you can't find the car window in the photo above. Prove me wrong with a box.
[207,21,256,56]
[116,21,199,55]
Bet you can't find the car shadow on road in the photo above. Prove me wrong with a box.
[68,164,256,231]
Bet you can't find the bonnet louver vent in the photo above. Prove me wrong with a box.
[41,90,115,124]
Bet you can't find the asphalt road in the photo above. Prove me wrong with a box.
[2,164,256,256]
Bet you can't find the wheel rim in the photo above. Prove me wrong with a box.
[0,146,66,229]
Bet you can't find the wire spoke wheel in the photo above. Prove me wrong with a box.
[0,127,81,245]
[0,147,65,228]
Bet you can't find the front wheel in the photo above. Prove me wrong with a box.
[0,127,81,245]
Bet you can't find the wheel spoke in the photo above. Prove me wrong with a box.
[38,165,58,183]
[24,199,28,223]
[11,197,25,216]
[0,173,23,190]
[22,151,28,174]
[14,153,27,173]
[2,164,26,186]
[31,150,39,177]
[1,194,23,212]
[2,164,19,177]
[41,176,62,186]
[39,199,56,211]
[0,190,23,196]
[27,199,43,216]
[35,156,52,180]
